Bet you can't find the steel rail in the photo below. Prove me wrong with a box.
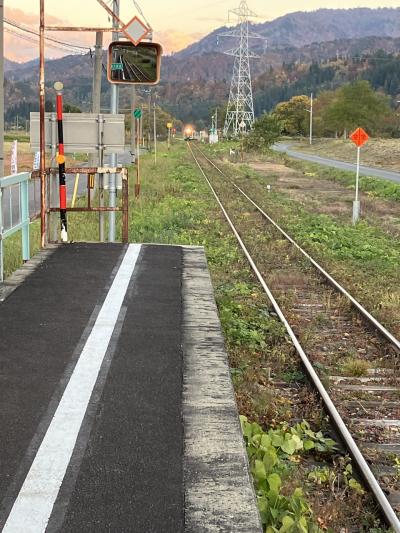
[193,144,400,353]
[187,142,400,531]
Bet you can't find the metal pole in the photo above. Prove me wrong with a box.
[55,82,68,242]
[39,0,47,247]
[92,31,104,241]
[92,32,103,117]
[0,0,4,180]
[21,178,30,261]
[98,114,105,242]
[92,31,103,163]
[309,92,313,145]
[153,104,157,165]
[50,112,58,242]
[130,86,136,163]
[109,0,119,242]
[148,91,151,151]
[353,146,361,224]
[135,118,140,197]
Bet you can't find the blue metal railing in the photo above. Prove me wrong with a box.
[0,172,30,282]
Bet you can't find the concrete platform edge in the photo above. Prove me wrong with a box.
[182,246,262,533]
[0,245,60,303]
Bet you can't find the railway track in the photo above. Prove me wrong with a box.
[188,142,400,531]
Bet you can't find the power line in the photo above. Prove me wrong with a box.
[132,0,152,30]
[4,27,87,55]
[4,18,91,53]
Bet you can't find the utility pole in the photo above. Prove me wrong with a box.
[130,86,136,162]
[109,0,119,242]
[92,32,103,120]
[92,31,104,240]
[0,0,4,179]
[215,107,218,132]
[39,0,46,247]
[309,93,313,145]
[147,90,151,151]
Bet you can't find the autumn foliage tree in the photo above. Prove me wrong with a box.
[273,81,391,138]
[320,80,391,135]
[273,95,311,136]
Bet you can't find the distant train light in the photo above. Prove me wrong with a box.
[107,41,162,85]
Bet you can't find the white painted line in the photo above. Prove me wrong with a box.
[3,244,141,533]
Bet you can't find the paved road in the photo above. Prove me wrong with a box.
[273,142,400,184]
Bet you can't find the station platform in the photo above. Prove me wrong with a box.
[0,243,261,533]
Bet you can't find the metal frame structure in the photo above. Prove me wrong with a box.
[38,0,148,246]
[33,166,130,244]
[0,172,30,281]
[221,1,262,137]
[39,0,116,247]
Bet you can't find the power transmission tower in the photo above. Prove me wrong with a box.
[220,1,262,137]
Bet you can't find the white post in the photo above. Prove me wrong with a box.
[11,140,18,175]
[353,146,361,224]
[309,93,313,145]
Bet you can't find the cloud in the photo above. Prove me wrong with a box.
[195,17,227,23]
[4,7,204,62]
[4,7,96,62]
[154,29,204,54]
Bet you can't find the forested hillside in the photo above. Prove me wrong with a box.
[5,8,400,129]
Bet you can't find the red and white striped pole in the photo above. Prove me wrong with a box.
[54,81,68,242]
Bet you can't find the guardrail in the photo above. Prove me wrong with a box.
[0,172,30,282]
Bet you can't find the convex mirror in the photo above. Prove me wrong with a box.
[108,41,162,85]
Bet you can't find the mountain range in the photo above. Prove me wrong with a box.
[176,7,400,58]
[5,7,400,127]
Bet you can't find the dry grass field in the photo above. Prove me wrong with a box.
[295,137,400,171]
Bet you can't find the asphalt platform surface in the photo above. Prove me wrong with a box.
[0,243,261,533]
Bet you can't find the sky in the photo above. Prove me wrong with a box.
[5,0,400,62]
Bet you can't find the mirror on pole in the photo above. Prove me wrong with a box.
[108,42,162,85]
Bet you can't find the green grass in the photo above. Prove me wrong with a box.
[2,221,41,278]
[5,131,30,143]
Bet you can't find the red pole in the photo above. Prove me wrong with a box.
[54,82,68,242]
